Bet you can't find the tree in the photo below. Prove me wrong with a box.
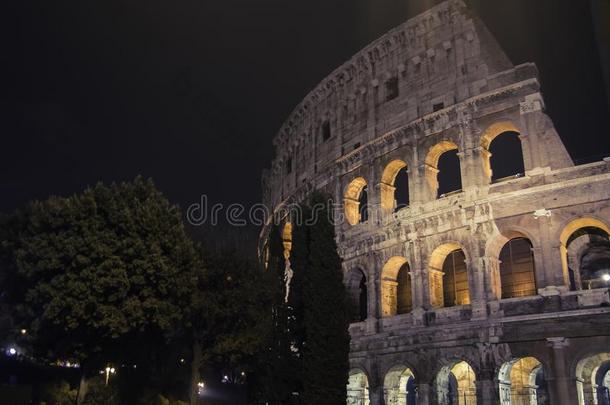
[0,177,200,404]
[254,224,301,404]
[291,192,350,403]
[189,246,272,404]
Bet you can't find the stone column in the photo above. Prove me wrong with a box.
[409,238,425,307]
[428,269,444,309]
[476,375,498,405]
[468,257,488,320]
[546,337,573,405]
[417,382,431,405]
[410,266,425,309]
[409,239,428,326]
[411,267,427,326]
[366,164,382,226]
[518,133,534,173]
[366,260,380,335]
[535,212,568,294]
[408,147,424,208]
[530,246,548,289]
[482,256,502,301]
[519,96,547,171]
[418,163,437,202]
[369,384,384,405]
[458,148,488,193]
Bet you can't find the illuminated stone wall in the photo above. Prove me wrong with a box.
[262,1,610,404]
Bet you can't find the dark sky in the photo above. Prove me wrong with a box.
[2,0,609,221]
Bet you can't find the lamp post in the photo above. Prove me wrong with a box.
[105,366,116,386]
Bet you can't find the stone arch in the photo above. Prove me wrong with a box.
[381,256,412,316]
[344,177,369,226]
[428,242,470,308]
[480,121,525,182]
[424,140,461,198]
[282,222,292,259]
[347,368,371,405]
[485,228,538,262]
[559,217,610,290]
[380,159,409,213]
[595,361,610,405]
[576,352,610,405]
[499,236,537,299]
[435,360,477,405]
[383,365,417,405]
[481,121,522,150]
[498,356,549,405]
[485,227,540,299]
[346,268,368,322]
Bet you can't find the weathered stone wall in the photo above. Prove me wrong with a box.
[262,1,610,404]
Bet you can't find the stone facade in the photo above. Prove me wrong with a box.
[261,1,610,404]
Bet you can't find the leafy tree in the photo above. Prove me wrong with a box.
[81,377,119,405]
[40,380,77,405]
[291,192,350,403]
[0,177,200,403]
[190,246,272,404]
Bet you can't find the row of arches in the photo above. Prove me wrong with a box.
[345,218,610,322]
[348,236,536,321]
[347,351,610,405]
[344,125,525,226]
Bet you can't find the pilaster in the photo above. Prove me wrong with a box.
[546,337,573,405]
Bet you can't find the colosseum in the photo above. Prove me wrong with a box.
[261,1,610,404]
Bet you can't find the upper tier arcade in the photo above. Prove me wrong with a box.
[262,0,572,211]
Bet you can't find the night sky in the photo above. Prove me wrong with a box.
[3,0,609,249]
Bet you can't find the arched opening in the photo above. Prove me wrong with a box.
[437,150,462,197]
[359,186,369,223]
[576,353,610,405]
[425,141,461,199]
[282,222,292,259]
[397,264,413,314]
[429,243,470,308]
[347,369,370,405]
[500,237,537,299]
[381,257,412,316]
[346,268,368,322]
[436,361,476,405]
[480,122,524,183]
[498,357,549,405]
[384,366,417,405]
[380,159,409,213]
[395,167,410,211]
[442,250,469,307]
[595,361,610,405]
[489,131,525,182]
[344,177,368,226]
[560,218,610,291]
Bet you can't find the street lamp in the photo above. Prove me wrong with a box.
[105,366,116,386]
[602,273,610,282]
[197,381,205,396]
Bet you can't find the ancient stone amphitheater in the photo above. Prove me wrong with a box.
[261,1,610,404]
